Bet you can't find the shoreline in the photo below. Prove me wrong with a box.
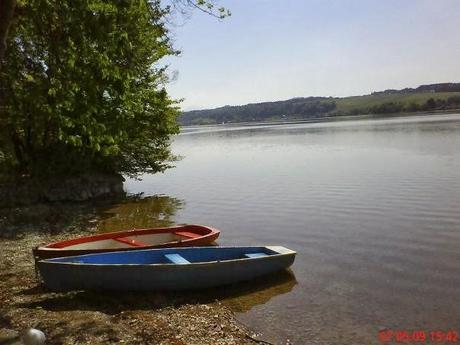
[180,109,460,129]
[0,203,272,345]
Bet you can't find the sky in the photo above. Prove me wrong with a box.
[164,0,460,111]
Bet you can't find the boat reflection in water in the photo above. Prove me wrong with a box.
[210,269,297,313]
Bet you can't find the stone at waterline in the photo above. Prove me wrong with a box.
[21,328,46,345]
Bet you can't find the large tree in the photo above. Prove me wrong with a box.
[0,0,181,179]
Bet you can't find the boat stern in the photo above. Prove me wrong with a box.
[266,246,296,256]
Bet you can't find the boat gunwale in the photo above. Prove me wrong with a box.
[37,224,220,251]
[37,246,296,267]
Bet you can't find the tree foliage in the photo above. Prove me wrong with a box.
[0,0,181,178]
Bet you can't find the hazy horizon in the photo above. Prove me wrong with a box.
[165,0,460,111]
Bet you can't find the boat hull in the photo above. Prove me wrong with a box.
[37,246,296,291]
[33,224,220,260]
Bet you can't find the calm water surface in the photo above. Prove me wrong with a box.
[102,114,460,344]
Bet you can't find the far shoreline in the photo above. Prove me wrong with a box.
[180,109,460,129]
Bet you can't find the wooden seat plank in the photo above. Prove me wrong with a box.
[245,253,268,258]
[165,253,191,264]
[114,237,149,247]
[174,231,200,239]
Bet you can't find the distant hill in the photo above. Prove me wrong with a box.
[371,82,460,96]
[179,83,460,125]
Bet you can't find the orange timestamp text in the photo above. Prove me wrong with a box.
[378,329,460,343]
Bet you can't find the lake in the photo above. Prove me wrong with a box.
[100,113,460,344]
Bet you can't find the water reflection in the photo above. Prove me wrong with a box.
[95,195,184,232]
[218,269,297,313]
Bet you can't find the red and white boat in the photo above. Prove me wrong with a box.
[33,224,220,260]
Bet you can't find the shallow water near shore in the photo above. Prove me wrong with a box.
[101,113,460,344]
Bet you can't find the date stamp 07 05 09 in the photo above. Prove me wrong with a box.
[378,330,460,343]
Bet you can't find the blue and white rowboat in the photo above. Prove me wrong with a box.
[37,246,296,291]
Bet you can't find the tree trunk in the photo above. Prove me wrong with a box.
[9,126,26,173]
[0,0,16,61]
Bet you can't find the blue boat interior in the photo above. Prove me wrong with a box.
[47,247,278,265]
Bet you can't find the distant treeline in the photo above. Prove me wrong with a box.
[371,83,460,96]
[181,98,336,125]
[180,83,460,125]
[344,95,460,116]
